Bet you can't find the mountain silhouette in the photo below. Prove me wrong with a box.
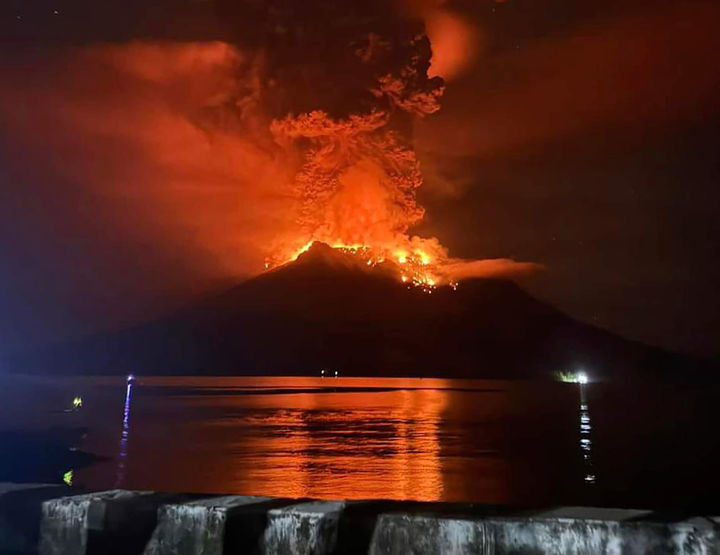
[11,242,715,380]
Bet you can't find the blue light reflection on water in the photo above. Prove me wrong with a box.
[114,378,133,487]
[579,384,596,485]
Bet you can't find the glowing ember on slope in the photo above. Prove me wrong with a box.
[265,239,455,293]
[264,236,538,293]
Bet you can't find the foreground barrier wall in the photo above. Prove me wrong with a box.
[1,486,719,554]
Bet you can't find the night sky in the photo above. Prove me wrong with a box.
[0,0,719,360]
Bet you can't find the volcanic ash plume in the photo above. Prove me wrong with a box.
[215,0,454,282]
[215,0,535,285]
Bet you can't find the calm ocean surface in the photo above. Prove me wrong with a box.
[1,375,719,509]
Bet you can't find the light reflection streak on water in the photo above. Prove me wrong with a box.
[579,384,596,485]
[226,385,447,501]
[114,379,133,487]
[69,377,513,501]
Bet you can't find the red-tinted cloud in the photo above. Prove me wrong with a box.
[440,258,541,281]
[417,1,720,163]
[0,41,295,280]
[0,41,305,344]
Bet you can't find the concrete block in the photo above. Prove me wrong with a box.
[38,490,192,555]
[369,514,488,555]
[18,489,720,555]
[669,517,720,554]
[143,495,271,555]
[262,500,346,555]
[368,508,720,555]
[485,517,667,554]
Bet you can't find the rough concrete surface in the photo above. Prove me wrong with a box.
[0,487,717,554]
[143,495,271,555]
[262,501,346,555]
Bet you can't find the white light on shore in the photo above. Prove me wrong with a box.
[554,370,591,384]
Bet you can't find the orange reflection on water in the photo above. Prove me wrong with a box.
[222,379,448,500]
[76,376,524,502]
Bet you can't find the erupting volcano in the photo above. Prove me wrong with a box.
[3,0,716,382]
[213,0,520,287]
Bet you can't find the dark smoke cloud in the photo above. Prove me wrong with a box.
[213,0,444,117]
[211,0,457,265]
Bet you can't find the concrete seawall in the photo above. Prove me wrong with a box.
[2,484,719,554]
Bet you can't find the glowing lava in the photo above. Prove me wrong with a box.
[266,239,455,293]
